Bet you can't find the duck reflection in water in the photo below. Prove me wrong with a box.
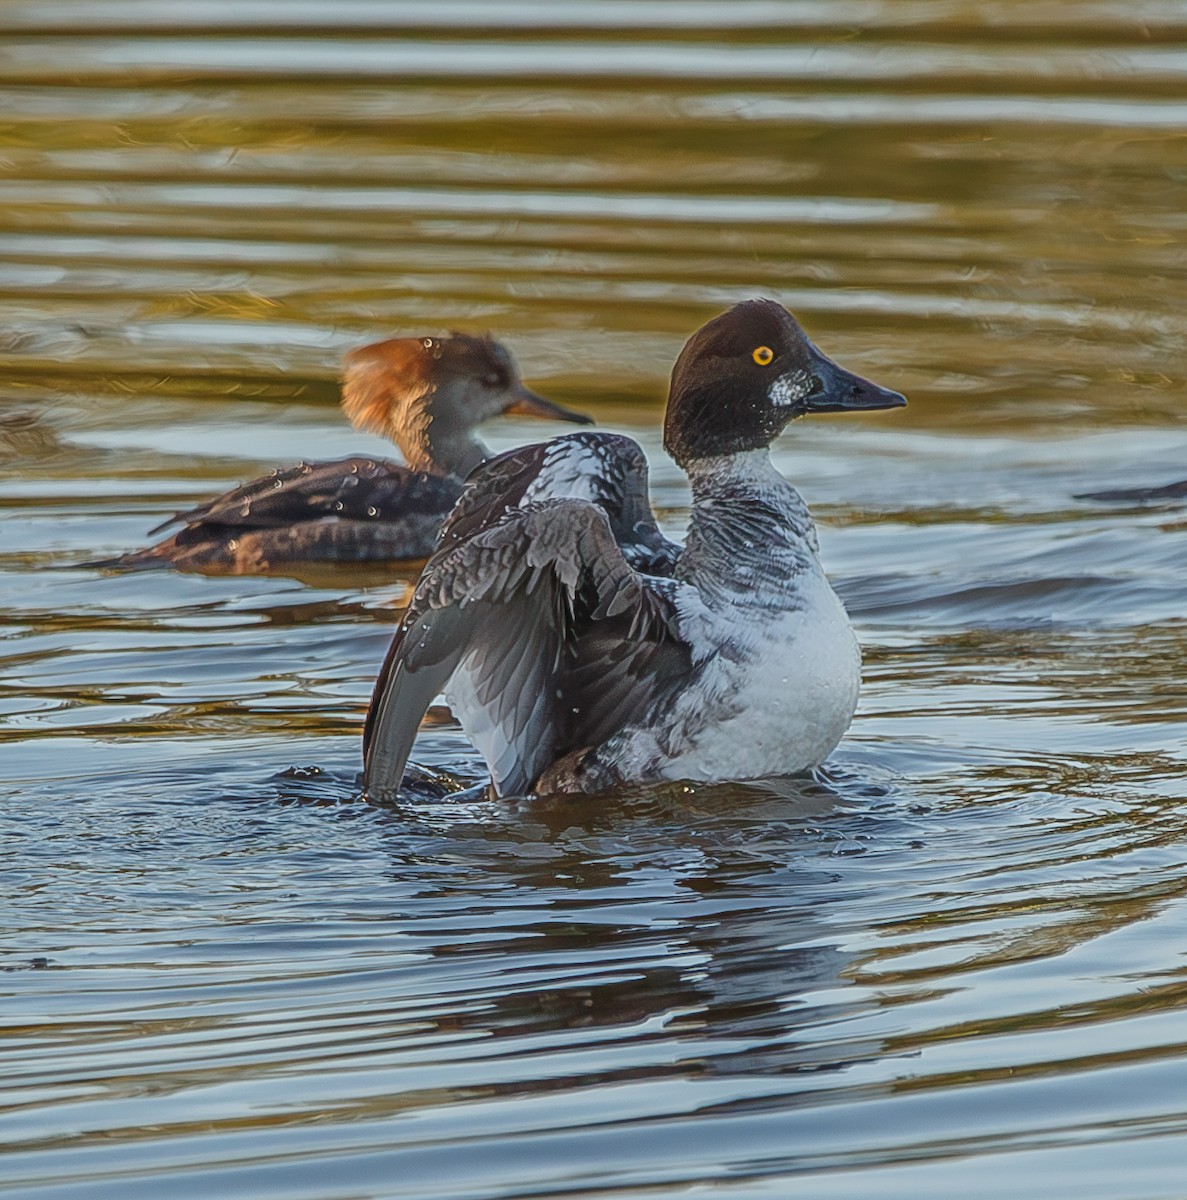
[364,300,906,800]
[342,770,896,1090]
[96,333,590,574]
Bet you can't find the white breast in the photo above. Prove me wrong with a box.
[647,570,861,782]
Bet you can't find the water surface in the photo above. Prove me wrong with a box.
[2,3,1187,1197]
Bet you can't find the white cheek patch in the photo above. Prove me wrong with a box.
[768,368,813,408]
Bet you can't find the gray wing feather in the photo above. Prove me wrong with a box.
[442,432,680,575]
[362,617,465,800]
[363,497,686,799]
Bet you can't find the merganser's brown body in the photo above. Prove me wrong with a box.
[99,334,590,574]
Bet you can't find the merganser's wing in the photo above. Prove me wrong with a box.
[150,458,458,534]
[89,459,464,570]
[363,495,689,799]
[443,432,681,576]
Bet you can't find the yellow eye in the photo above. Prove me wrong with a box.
[752,345,774,366]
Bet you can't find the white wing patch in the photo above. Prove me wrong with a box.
[522,438,607,503]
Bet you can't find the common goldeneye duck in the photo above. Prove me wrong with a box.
[363,299,906,799]
[97,333,591,574]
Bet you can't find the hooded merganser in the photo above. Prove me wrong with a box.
[363,299,906,799]
[99,333,590,573]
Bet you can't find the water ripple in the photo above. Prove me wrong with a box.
[4,3,1187,1197]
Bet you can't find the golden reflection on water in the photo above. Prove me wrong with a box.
[1,4,1185,431]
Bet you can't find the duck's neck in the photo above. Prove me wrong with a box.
[391,406,488,478]
[678,449,820,601]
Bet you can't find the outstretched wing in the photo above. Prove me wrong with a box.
[152,458,459,536]
[363,496,689,799]
[441,432,681,575]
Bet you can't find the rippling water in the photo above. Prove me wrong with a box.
[3,2,1187,1197]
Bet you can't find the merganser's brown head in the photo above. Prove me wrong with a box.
[342,333,591,477]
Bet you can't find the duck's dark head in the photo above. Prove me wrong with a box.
[663,300,906,468]
[343,333,590,475]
